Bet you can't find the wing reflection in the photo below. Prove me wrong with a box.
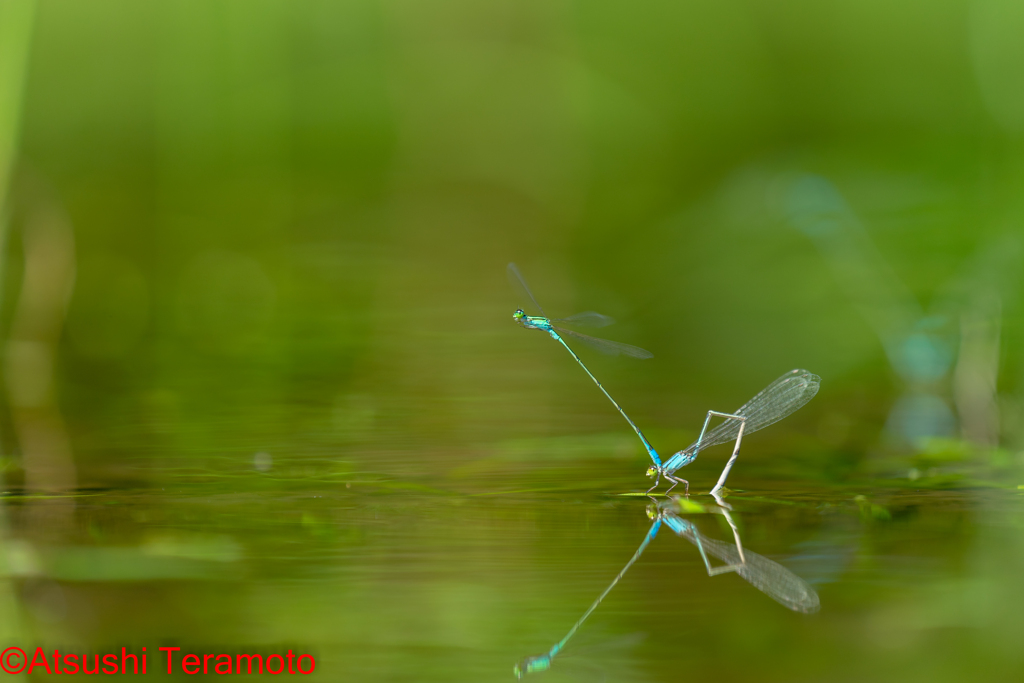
[514,498,818,678]
[656,499,820,614]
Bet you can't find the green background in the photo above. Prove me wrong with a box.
[1,1,1024,681]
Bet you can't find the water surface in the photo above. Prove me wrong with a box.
[4,467,1021,682]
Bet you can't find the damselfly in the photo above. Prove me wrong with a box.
[507,263,819,495]
[647,369,820,496]
[508,263,660,466]
[513,499,818,678]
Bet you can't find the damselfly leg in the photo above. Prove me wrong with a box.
[693,410,747,496]
[663,473,689,496]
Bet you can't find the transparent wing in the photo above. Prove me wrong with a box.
[668,369,819,470]
[551,311,616,328]
[507,262,545,316]
[555,327,653,359]
[693,534,820,613]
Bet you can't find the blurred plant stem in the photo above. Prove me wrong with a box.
[0,1,36,673]
[0,1,77,493]
[1,0,78,493]
[0,0,34,224]
[5,194,77,492]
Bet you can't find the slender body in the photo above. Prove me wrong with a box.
[514,500,819,678]
[507,263,820,495]
[507,263,659,465]
[513,510,659,678]
[512,309,660,465]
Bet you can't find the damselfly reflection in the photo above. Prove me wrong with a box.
[508,263,820,494]
[514,500,818,679]
[655,499,820,614]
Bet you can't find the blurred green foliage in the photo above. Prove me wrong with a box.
[2,1,1024,681]
[0,0,1020,490]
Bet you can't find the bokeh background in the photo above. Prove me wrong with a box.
[2,1,1024,681]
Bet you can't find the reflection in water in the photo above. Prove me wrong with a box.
[514,499,818,678]
[659,502,820,614]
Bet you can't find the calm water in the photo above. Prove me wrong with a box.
[5,2,1024,680]
[4,466,1023,682]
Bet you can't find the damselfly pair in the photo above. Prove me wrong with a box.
[508,262,820,495]
[513,497,819,678]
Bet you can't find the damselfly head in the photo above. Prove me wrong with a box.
[646,466,657,478]
[646,503,658,520]
[512,308,526,323]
